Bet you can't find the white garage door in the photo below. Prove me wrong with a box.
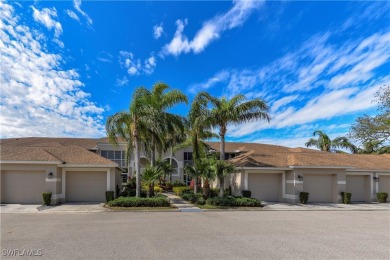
[379,175,390,193]
[304,175,334,203]
[346,175,369,202]
[248,173,282,202]
[66,171,106,202]
[1,170,45,204]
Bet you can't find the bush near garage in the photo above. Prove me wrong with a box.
[299,192,309,204]
[105,191,115,203]
[108,196,170,207]
[340,192,352,204]
[42,192,52,206]
[377,192,388,203]
[206,196,261,207]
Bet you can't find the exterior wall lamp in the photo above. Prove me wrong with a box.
[373,176,380,182]
[298,175,303,181]
[48,172,53,179]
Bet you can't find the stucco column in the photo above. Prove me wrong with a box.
[336,171,346,203]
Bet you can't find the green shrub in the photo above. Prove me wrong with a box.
[206,188,220,198]
[377,192,388,203]
[105,191,115,203]
[196,197,206,205]
[340,192,352,204]
[299,192,309,204]
[121,189,147,198]
[154,186,163,193]
[173,186,191,196]
[242,190,251,198]
[108,197,170,207]
[172,181,186,187]
[42,192,52,206]
[206,196,260,207]
[164,182,173,190]
[153,193,167,199]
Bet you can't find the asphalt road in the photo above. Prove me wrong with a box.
[1,211,389,259]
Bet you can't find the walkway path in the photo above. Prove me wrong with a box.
[163,193,203,212]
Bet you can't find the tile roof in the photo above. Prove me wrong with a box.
[1,144,116,166]
[0,137,99,150]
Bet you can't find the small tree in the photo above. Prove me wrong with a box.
[142,165,162,197]
[211,159,236,197]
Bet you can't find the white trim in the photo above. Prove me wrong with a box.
[239,167,290,171]
[61,167,111,172]
[283,194,298,199]
[346,169,390,173]
[58,164,118,168]
[244,172,248,190]
[289,166,352,169]
[286,180,303,184]
[0,160,62,164]
[337,181,346,185]
[107,170,111,191]
[46,178,61,182]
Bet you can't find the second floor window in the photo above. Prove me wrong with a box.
[184,152,192,161]
[101,150,127,168]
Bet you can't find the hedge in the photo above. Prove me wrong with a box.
[173,186,191,196]
[340,192,352,204]
[299,192,309,204]
[108,196,170,207]
[105,191,115,203]
[377,192,388,203]
[42,192,52,206]
[206,196,261,207]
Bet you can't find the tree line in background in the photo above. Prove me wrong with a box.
[306,85,390,154]
[105,83,270,197]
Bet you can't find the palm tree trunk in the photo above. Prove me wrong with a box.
[220,131,225,160]
[219,177,225,197]
[203,179,210,197]
[134,133,141,198]
[194,175,198,194]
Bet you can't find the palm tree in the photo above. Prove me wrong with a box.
[142,165,163,197]
[200,93,270,160]
[305,130,357,153]
[177,93,218,193]
[211,159,236,197]
[106,87,156,197]
[144,82,188,165]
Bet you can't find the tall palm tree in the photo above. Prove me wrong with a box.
[145,82,188,165]
[305,130,357,153]
[200,93,270,160]
[106,87,155,197]
[177,93,218,193]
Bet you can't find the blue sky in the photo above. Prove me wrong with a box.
[1,0,389,148]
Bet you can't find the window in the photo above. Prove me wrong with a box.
[184,152,192,161]
[100,150,127,169]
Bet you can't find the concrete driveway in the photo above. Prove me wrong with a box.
[1,203,108,213]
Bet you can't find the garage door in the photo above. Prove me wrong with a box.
[304,175,334,203]
[346,175,368,202]
[248,173,281,202]
[379,175,390,193]
[66,171,106,202]
[1,170,45,204]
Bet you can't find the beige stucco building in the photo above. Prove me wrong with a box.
[1,137,389,204]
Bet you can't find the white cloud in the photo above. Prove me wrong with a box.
[0,2,104,138]
[119,51,156,76]
[66,9,80,22]
[73,0,93,26]
[31,6,62,38]
[162,0,263,56]
[116,76,129,87]
[153,23,164,39]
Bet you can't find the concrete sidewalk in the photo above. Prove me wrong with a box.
[163,192,203,212]
[1,203,108,213]
[262,201,390,211]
